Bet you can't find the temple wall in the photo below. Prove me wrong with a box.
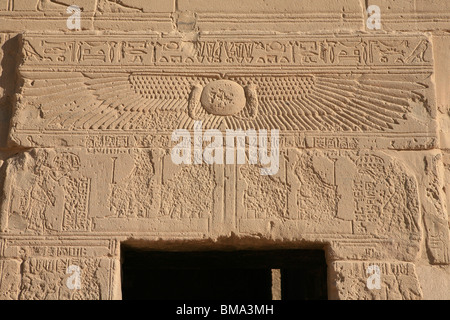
[0,0,449,300]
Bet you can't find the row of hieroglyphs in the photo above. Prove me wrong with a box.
[0,237,427,300]
[21,34,432,66]
[0,30,448,302]
[0,238,117,300]
[4,32,447,266]
[2,148,446,263]
[11,34,436,148]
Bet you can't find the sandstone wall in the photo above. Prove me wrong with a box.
[0,0,449,300]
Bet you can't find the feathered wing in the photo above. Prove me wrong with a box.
[227,74,428,131]
[20,72,217,131]
[19,71,102,130]
[84,73,217,130]
[20,72,428,132]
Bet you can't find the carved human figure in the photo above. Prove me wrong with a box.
[25,152,56,232]
[20,152,81,232]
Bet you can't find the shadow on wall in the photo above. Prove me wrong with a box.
[0,34,22,148]
[120,245,329,300]
[0,35,23,207]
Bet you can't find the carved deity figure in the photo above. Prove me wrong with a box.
[18,152,81,233]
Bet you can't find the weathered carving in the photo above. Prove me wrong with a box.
[0,259,20,300]
[330,261,423,300]
[15,71,430,132]
[1,150,88,234]
[18,34,434,67]
[0,149,217,234]
[19,257,107,300]
[422,154,450,264]
[237,150,422,261]
[10,33,436,151]
[97,0,143,14]
[0,147,429,263]
[0,239,117,300]
[0,11,448,300]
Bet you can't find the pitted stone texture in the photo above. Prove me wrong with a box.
[201,80,246,116]
[422,153,449,264]
[0,0,449,301]
[393,151,450,265]
[0,238,120,300]
[0,259,20,300]
[0,148,431,264]
[329,261,423,300]
[444,153,450,228]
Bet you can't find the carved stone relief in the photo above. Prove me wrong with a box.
[0,1,449,300]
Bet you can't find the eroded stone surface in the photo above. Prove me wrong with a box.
[416,263,450,300]
[178,0,364,32]
[0,259,20,300]
[0,237,119,300]
[0,0,175,32]
[433,35,450,151]
[0,148,430,263]
[0,0,449,301]
[444,153,450,222]
[329,261,423,300]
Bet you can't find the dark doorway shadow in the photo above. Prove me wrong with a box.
[121,246,328,300]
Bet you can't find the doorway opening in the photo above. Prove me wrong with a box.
[121,246,328,300]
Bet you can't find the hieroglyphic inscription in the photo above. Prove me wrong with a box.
[2,150,90,234]
[0,149,214,235]
[20,34,433,67]
[19,257,107,300]
[12,33,436,153]
[62,176,90,231]
[331,261,423,300]
[238,150,422,261]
